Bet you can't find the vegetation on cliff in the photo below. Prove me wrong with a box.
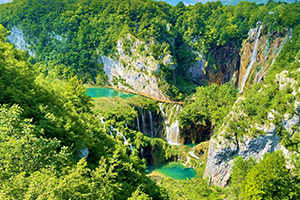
[1,0,300,199]
[1,0,299,100]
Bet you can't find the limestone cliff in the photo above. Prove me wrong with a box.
[204,69,300,187]
[98,34,172,101]
[236,26,292,90]
[206,42,241,85]
[7,26,34,56]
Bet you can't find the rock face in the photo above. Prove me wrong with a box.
[98,34,170,100]
[237,25,292,90]
[7,26,34,56]
[189,58,205,83]
[204,68,300,187]
[204,130,283,187]
[205,42,241,85]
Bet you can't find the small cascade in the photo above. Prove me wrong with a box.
[98,116,106,131]
[166,120,180,145]
[184,156,190,167]
[100,117,105,124]
[239,24,262,93]
[141,109,146,135]
[230,73,236,86]
[258,71,267,83]
[148,110,154,137]
[136,117,140,131]
[159,103,181,145]
[125,121,128,128]
[116,130,133,152]
[188,150,199,160]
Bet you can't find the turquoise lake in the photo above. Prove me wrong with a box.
[85,87,135,99]
[147,162,196,180]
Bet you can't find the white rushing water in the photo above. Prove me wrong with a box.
[117,130,133,152]
[141,109,146,135]
[159,103,181,145]
[240,25,262,93]
[188,150,199,160]
[136,117,140,131]
[184,156,190,167]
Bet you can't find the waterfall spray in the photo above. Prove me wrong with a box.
[239,24,262,92]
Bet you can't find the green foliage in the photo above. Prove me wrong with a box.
[230,156,257,199]
[0,28,168,199]
[1,0,299,100]
[160,177,225,200]
[179,83,237,133]
[240,151,299,199]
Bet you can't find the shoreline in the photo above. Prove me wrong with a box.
[84,84,184,105]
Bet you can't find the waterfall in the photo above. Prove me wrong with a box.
[159,103,181,145]
[148,110,154,137]
[239,24,262,93]
[184,156,190,167]
[166,120,180,145]
[258,71,267,83]
[116,130,133,152]
[230,73,236,86]
[188,150,199,159]
[136,117,140,131]
[100,117,105,124]
[141,109,146,135]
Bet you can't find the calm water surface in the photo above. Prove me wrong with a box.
[147,162,196,180]
[85,87,135,99]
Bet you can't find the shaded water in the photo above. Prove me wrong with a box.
[86,87,135,99]
[147,162,196,180]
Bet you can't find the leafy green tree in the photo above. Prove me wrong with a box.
[240,151,299,199]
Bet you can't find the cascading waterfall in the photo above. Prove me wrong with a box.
[188,150,199,160]
[159,103,181,145]
[230,73,236,86]
[184,156,190,167]
[116,130,133,152]
[239,24,262,93]
[136,117,140,131]
[141,109,146,135]
[148,110,154,137]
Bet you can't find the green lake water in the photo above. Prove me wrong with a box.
[184,143,199,148]
[147,162,196,180]
[85,87,135,99]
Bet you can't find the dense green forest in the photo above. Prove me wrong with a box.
[1,0,299,100]
[1,0,300,199]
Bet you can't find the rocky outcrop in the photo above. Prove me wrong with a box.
[98,34,171,101]
[237,26,292,90]
[205,42,241,85]
[204,68,300,187]
[7,26,34,56]
[189,57,205,83]
[204,129,284,187]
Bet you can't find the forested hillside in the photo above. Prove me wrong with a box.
[1,0,300,199]
[1,0,299,100]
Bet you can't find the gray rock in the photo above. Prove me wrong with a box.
[283,114,299,133]
[204,131,282,187]
[7,26,35,56]
[189,58,205,83]
[78,147,89,159]
[98,34,170,100]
